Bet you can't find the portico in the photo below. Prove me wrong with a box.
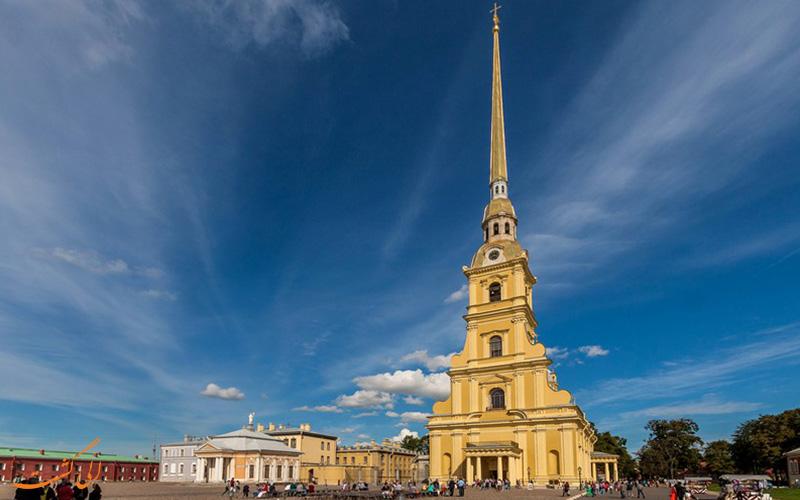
[464,442,521,482]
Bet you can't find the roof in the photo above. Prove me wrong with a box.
[684,477,713,481]
[591,452,619,458]
[161,439,206,447]
[199,428,302,455]
[263,428,338,441]
[483,198,516,221]
[785,447,800,456]
[0,447,157,463]
[470,239,526,268]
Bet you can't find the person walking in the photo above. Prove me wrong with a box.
[457,478,465,497]
[637,482,645,499]
[563,482,571,497]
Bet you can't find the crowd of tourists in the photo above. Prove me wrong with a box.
[578,480,648,498]
[11,477,102,500]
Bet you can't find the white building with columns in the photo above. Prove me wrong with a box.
[194,428,302,484]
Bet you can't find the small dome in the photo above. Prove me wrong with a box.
[470,239,526,268]
[483,198,517,222]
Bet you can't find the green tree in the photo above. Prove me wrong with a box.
[732,408,800,479]
[703,440,735,477]
[593,429,638,478]
[639,419,703,479]
[400,434,429,454]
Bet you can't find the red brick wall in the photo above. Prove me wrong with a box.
[0,456,158,483]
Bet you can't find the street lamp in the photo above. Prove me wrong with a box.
[578,467,582,489]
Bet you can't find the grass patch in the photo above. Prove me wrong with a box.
[770,489,800,500]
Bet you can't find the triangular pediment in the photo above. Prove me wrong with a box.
[477,374,511,385]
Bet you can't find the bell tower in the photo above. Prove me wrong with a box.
[427,6,599,486]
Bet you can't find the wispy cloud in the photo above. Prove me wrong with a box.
[524,2,800,289]
[188,0,349,56]
[577,345,609,357]
[620,395,763,420]
[335,390,395,410]
[581,323,800,407]
[403,396,425,405]
[293,405,343,413]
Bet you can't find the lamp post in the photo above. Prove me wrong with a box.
[578,466,582,489]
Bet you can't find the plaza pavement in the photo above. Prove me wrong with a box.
[0,483,720,500]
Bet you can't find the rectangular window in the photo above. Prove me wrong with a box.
[249,465,254,478]
[164,464,169,474]
[351,457,355,465]
[277,465,282,477]
[178,464,184,474]
[327,456,330,465]
[17,464,25,471]
[103,466,108,472]
[0,475,4,481]
[336,458,340,465]
[321,442,325,450]
[101,476,106,481]
[0,463,5,470]
[52,465,59,472]
[133,467,137,473]
[120,467,125,472]
[35,464,42,471]
[170,463,176,474]
[191,463,197,474]
[288,466,294,478]
[363,456,367,464]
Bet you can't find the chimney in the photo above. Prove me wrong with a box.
[269,423,275,431]
[39,449,45,455]
[256,423,264,432]
[184,434,191,442]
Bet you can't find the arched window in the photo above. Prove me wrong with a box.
[485,228,489,241]
[504,222,510,234]
[490,388,505,409]
[489,282,501,302]
[489,335,502,357]
[495,186,499,194]
[493,223,499,235]
[502,185,505,193]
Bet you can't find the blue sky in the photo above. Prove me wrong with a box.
[1,0,799,457]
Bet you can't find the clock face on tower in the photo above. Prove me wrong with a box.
[488,250,500,260]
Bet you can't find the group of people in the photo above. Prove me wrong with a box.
[12,478,102,500]
[221,478,319,498]
[473,478,511,491]
[578,480,647,498]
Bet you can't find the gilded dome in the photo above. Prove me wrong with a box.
[482,198,517,222]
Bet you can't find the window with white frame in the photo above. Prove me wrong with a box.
[164,464,169,474]
[179,463,184,474]
[191,463,197,474]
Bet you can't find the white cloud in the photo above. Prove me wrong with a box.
[391,428,419,443]
[356,434,370,439]
[293,405,343,413]
[444,284,468,304]
[404,396,425,405]
[340,427,355,434]
[577,345,610,357]
[189,0,349,56]
[354,369,450,401]
[546,346,570,360]
[398,350,455,371]
[335,390,395,409]
[200,383,245,400]
[353,411,378,418]
[33,247,166,279]
[386,411,430,423]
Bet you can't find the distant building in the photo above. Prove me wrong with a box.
[337,439,417,484]
[194,427,302,483]
[786,447,800,487]
[262,423,338,483]
[413,455,430,483]
[159,435,205,482]
[0,446,158,483]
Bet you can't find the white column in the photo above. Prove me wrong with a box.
[604,463,609,481]
[467,457,474,483]
[497,456,504,481]
[476,457,482,480]
[256,457,263,482]
[282,459,288,481]
[509,456,517,485]
[270,459,277,483]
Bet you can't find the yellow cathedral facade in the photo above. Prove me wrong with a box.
[426,8,616,486]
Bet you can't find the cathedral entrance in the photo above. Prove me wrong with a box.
[464,444,521,483]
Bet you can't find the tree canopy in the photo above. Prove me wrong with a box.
[637,419,703,478]
[592,424,638,478]
[732,408,800,477]
[399,434,429,454]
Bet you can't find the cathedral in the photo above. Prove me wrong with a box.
[426,9,617,486]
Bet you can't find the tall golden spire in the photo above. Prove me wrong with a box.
[489,3,508,184]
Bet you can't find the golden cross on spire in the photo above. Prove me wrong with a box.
[490,3,501,28]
